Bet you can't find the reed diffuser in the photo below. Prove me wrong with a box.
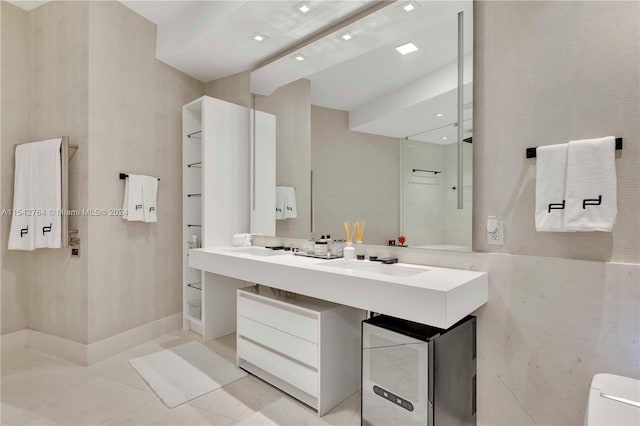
[343,220,356,260]
[356,221,365,244]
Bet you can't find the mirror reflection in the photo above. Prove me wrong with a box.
[251,0,473,251]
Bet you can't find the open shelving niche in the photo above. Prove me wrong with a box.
[182,96,250,340]
[183,100,204,334]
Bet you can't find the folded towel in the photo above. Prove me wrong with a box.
[276,186,297,220]
[535,143,568,232]
[565,136,617,232]
[232,233,252,247]
[9,138,62,250]
[122,174,145,221]
[34,139,62,248]
[142,175,158,223]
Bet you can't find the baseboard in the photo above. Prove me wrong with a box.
[1,329,27,352]
[86,313,182,365]
[26,330,88,365]
[0,313,182,366]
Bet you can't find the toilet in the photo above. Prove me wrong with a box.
[585,374,640,425]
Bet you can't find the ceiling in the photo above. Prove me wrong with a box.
[9,0,376,83]
[251,0,473,141]
[121,0,375,82]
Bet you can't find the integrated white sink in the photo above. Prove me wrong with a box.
[190,246,488,330]
[226,247,287,257]
[319,259,428,277]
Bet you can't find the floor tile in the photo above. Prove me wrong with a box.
[27,377,155,425]
[323,391,361,426]
[1,348,79,378]
[189,375,278,420]
[0,403,56,425]
[109,398,235,426]
[1,331,362,426]
[1,354,97,409]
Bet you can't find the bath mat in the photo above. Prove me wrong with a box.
[129,340,246,408]
[235,398,329,426]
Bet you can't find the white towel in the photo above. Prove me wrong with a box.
[9,143,37,250]
[276,186,297,220]
[535,143,568,232]
[142,175,158,223]
[34,139,62,248]
[565,136,617,232]
[122,174,145,221]
[9,138,62,250]
[232,233,252,247]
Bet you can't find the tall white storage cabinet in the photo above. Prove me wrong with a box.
[183,96,249,340]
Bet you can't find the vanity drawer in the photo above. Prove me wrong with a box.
[237,292,319,343]
[238,316,318,368]
[238,335,318,397]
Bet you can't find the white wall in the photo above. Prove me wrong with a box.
[474,1,640,263]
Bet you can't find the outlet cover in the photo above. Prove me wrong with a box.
[487,219,504,245]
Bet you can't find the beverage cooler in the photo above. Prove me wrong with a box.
[362,315,476,426]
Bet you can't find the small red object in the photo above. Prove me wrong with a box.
[398,235,406,245]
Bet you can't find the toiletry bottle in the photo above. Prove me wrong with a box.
[191,235,199,249]
[307,238,315,254]
[315,235,328,256]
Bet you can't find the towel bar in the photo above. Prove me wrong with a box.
[412,168,442,174]
[526,138,622,158]
[119,173,159,181]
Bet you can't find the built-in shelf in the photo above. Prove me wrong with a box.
[187,130,202,139]
[183,313,202,325]
[187,282,202,290]
[187,162,202,168]
[187,193,202,198]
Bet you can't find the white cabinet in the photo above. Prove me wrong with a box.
[183,96,249,339]
[237,286,366,416]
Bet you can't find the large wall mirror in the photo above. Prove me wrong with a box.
[250,0,473,252]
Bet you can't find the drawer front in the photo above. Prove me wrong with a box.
[238,336,318,397]
[238,316,318,368]
[237,292,318,343]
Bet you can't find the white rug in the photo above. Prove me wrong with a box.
[236,398,329,426]
[129,341,247,408]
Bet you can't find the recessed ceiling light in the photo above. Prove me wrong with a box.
[339,31,354,41]
[434,113,444,117]
[297,2,311,13]
[441,136,448,140]
[250,32,268,42]
[402,2,415,12]
[293,53,307,62]
[395,42,419,55]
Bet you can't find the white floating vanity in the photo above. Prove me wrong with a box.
[189,246,488,415]
[189,246,488,330]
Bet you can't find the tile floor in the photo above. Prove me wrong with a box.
[1,330,361,426]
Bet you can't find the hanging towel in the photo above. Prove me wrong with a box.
[564,136,617,232]
[34,139,62,248]
[535,143,568,232]
[276,186,297,220]
[142,175,158,223]
[122,174,145,221]
[9,138,62,250]
[9,143,37,250]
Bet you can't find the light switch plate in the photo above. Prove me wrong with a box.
[487,217,504,245]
